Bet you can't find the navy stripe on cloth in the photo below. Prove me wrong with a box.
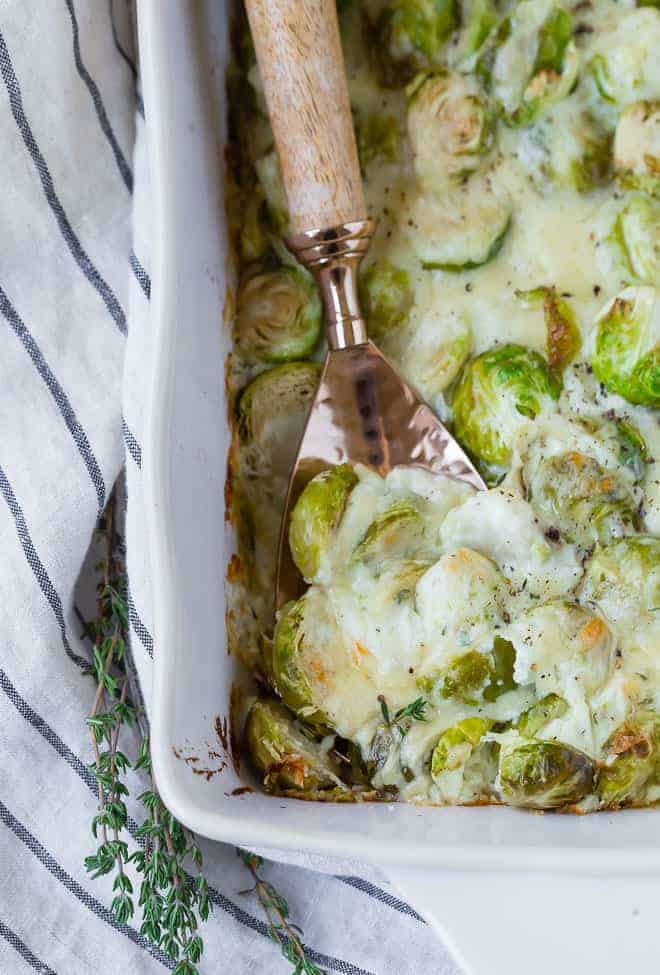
[0,919,57,975]
[0,286,106,513]
[129,251,151,300]
[64,0,133,193]
[337,875,424,924]
[0,799,175,969]
[0,467,87,669]
[122,416,141,468]
[127,588,154,657]
[109,0,145,119]
[0,30,128,335]
[0,670,375,975]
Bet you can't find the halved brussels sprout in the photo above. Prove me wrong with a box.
[401,311,472,398]
[545,109,612,193]
[356,112,400,169]
[245,698,342,792]
[235,267,321,363]
[582,535,660,628]
[515,693,568,737]
[288,465,358,582]
[589,10,660,106]
[616,419,651,482]
[431,717,492,780]
[483,636,517,702]
[237,362,321,480]
[359,261,414,342]
[367,0,459,88]
[597,709,660,807]
[609,195,660,286]
[524,450,638,547]
[452,343,560,472]
[271,595,329,728]
[407,184,512,271]
[590,286,659,407]
[420,640,515,705]
[516,286,582,377]
[498,737,595,808]
[254,149,288,233]
[407,70,494,189]
[486,0,579,127]
[613,102,660,199]
[353,499,424,564]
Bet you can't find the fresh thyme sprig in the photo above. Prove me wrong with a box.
[378,694,428,737]
[238,850,327,975]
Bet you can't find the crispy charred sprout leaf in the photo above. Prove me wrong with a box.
[590,286,660,407]
[245,699,343,792]
[597,709,660,807]
[498,738,595,808]
[452,343,560,472]
[524,450,638,546]
[613,102,660,199]
[516,286,582,377]
[515,694,568,737]
[609,195,660,286]
[367,0,459,88]
[360,261,414,341]
[289,465,358,582]
[407,70,494,189]
[235,267,321,363]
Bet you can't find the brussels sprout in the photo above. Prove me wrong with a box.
[359,261,414,341]
[254,149,288,233]
[245,699,342,792]
[431,717,492,780]
[356,112,400,169]
[582,535,660,627]
[483,636,516,702]
[589,10,660,106]
[515,693,568,737]
[516,286,582,377]
[498,738,595,808]
[407,71,494,190]
[235,267,322,363]
[454,0,497,63]
[486,0,579,127]
[271,596,328,727]
[353,499,424,564]
[613,102,660,199]
[597,709,660,807]
[288,465,358,582]
[238,189,269,263]
[401,312,472,398]
[420,645,513,705]
[452,343,560,471]
[546,110,612,193]
[368,0,459,88]
[615,419,650,481]
[590,286,660,406]
[524,450,638,546]
[407,186,512,271]
[237,362,321,480]
[609,195,660,286]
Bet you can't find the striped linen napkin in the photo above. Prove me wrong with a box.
[0,2,461,973]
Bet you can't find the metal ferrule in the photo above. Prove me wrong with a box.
[287,219,375,350]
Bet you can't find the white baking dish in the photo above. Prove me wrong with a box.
[140,0,660,874]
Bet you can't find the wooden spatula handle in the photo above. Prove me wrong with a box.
[245,0,367,234]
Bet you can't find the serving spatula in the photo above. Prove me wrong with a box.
[244,0,486,610]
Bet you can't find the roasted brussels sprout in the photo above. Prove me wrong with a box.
[235,267,321,363]
[289,465,358,582]
[356,112,400,169]
[353,499,424,564]
[597,709,660,807]
[609,195,660,286]
[271,595,329,728]
[590,286,660,407]
[407,70,494,189]
[420,640,515,705]
[498,737,595,808]
[452,343,560,472]
[245,698,342,791]
[524,450,638,547]
[359,261,414,341]
[582,535,660,628]
[546,109,612,193]
[483,636,517,702]
[431,717,492,780]
[254,149,288,233]
[590,10,660,106]
[483,0,578,127]
[237,362,320,480]
[515,693,568,737]
[516,286,582,377]
[368,0,459,88]
[401,312,472,398]
[613,102,660,199]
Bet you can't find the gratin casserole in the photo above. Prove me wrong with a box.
[225,0,660,812]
